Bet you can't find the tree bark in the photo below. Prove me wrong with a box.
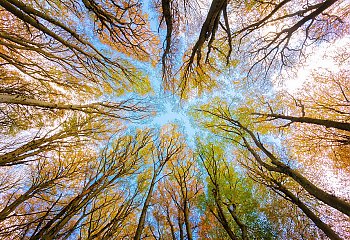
[183,200,193,240]
[178,213,184,240]
[274,181,342,240]
[0,131,68,166]
[166,209,176,240]
[244,126,350,217]
[256,113,350,132]
[134,175,156,240]
[226,204,248,240]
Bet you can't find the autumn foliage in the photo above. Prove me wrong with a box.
[0,0,349,239]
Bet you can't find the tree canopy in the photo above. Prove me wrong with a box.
[0,0,349,239]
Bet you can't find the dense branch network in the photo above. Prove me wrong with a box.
[0,0,349,239]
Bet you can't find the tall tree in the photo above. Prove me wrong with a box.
[156,0,349,96]
[255,65,350,172]
[0,130,152,239]
[149,152,203,240]
[29,130,152,240]
[198,143,277,240]
[0,0,156,87]
[134,125,184,240]
[196,101,347,239]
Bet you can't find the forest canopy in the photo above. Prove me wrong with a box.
[0,0,349,239]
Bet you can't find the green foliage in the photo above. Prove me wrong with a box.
[197,142,277,239]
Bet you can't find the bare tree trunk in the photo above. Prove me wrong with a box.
[134,175,156,240]
[244,127,350,217]
[183,200,193,240]
[166,209,176,240]
[178,214,184,240]
[255,113,350,132]
[274,180,342,240]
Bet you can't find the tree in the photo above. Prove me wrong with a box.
[0,115,103,166]
[199,144,247,240]
[134,125,184,240]
[254,65,350,171]
[0,0,155,88]
[0,153,86,223]
[230,0,346,78]
[149,151,203,240]
[0,148,98,238]
[0,0,153,143]
[198,142,278,240]
[149,155,203,239]
[1,0,350,239]
[0,130,152,239]
[0,67,151,167]
[156,0,349,96]
[30,130,152,239]
[196,102,347,239]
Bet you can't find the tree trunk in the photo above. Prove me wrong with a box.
[213,195,238,240]
[183,200,193,240]
[0,93,140,119]
[283,165,350,217]
[188,0,227,64]
[134,175,156,240]
[0,131,67,166]
[274,181,342,240]
[245,127,350,217]
[226,204,248,240]
[178,214,184,240]
[257,113,350,132]
[0,93,99,112]
[161,0,173,64]
[166,209,176,240]
[0,187,35,221]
